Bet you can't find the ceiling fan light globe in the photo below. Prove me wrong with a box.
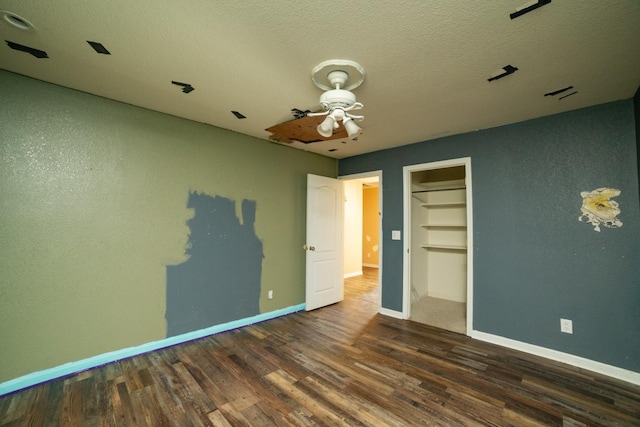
[343,118,362,139]
[317,116,335,137]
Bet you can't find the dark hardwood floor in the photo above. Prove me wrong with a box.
[2,267,639,426]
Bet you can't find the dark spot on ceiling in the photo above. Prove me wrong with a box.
[5,40,48,58]
[544,85,574,97]
[87,41,111,55]
[171,81,194,94]
[510,0,552,19]
[487,65,518,82]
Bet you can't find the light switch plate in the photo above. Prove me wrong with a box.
[392,230,401,240]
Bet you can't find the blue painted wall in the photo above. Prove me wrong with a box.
[635,88,640,197]
[339,99,640,372]
[166,192,263,336]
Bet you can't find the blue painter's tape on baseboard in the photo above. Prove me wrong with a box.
[0,303,306,397]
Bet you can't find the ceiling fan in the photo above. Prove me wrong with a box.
[266,59,365,144]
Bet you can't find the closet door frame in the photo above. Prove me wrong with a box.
[402,157,474,335]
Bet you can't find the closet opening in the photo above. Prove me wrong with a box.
[403,158,473,335]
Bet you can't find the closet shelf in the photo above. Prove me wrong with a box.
[420,202,466,207]
[420,244,466,250]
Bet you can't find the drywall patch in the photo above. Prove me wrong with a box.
[165,192,263,337]
[578,187,623,232]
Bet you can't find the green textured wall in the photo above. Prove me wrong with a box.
[0,70,336,383]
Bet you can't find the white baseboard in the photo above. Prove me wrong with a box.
[379,307,404,319]
[426,290,465,304]
[344,270,363,279]
[471,330,640,386]
[362,263,379,268]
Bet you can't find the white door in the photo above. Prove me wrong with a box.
[305,174,344,311]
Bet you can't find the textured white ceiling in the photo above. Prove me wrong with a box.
[1,1,639,159]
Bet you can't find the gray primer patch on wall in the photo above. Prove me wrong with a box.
[166,192,263,337]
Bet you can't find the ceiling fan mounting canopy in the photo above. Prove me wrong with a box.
[311,60,365,91]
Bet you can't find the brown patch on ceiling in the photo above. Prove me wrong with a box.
[266,114,347,144]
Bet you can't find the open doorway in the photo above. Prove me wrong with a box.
[341,171,382,311]
[403,158,473,335]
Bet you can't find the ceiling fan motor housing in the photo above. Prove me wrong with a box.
[319,89,357,111]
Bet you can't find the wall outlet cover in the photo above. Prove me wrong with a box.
[560,318,573,334]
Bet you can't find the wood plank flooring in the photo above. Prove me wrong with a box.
[2,267,639,426]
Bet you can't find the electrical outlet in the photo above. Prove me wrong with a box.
[560,318,573,334]
[268,290,273,300]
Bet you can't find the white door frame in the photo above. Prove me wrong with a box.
[339,170,383,314]
[402,157,473,334]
